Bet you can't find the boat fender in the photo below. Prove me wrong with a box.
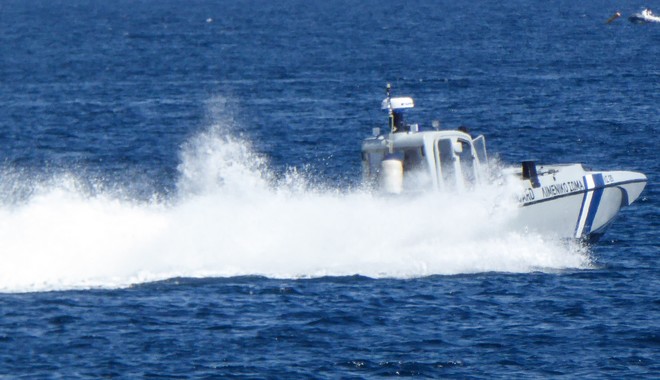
[381,157,404,194]
[522,160,541,188]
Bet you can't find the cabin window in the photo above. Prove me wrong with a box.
[363,147,430,191]
[362,151,386,183]
[457,140,476,187]
[402,148,424,172]
[436,139,456,189]
[435,138,477,190]
[472,135,487,164]
[400,148,430,189]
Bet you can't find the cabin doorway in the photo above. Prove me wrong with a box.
[434,138,477,191]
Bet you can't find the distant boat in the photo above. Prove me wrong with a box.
[629,8,660,24]
[361,85,647,242]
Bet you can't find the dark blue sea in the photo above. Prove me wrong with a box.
[1,0,658,378]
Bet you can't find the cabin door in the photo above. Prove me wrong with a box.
[433,138,477,191]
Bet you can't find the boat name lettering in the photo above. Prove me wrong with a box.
[518,188,535,203]
[541,180,584,198]
[604,174,614,184]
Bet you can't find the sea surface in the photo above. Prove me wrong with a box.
[0,0,658,378]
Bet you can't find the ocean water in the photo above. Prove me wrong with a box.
[0,0,658,377]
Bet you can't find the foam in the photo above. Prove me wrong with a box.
[0,123,592,293]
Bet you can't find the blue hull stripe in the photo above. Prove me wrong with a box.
[583,174,605,235]
[574,176,590,237]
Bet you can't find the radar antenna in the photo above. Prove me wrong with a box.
[386,83,395,133]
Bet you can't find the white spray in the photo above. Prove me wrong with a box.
[0,104,592,293]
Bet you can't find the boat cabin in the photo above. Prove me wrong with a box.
[361,94,488,193]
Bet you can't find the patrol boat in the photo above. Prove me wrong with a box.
[361,85,647,241]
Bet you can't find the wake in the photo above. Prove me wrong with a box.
[0,123,592,293]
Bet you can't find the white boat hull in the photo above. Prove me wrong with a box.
[514,167,647,241]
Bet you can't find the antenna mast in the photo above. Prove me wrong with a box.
[386,83,395,133]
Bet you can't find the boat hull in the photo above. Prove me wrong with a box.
[515,169,647,240]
